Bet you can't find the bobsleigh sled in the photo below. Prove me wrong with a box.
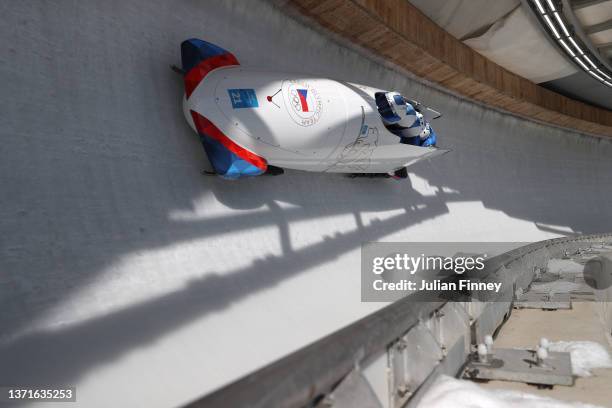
[177,38,449,179]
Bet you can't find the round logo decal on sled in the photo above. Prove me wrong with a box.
[282,79,322,127]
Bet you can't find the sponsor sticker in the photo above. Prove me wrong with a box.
[228,88,259,109]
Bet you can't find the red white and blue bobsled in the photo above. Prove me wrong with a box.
[177,38,448,179]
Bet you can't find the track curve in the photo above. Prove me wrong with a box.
[1,1,612,407]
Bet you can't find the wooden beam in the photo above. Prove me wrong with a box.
[585,19,612,34]
[571,0,611,10]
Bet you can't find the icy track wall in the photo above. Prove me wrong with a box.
[1,1,612,407]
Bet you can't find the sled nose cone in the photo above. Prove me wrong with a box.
[180,39,239,98]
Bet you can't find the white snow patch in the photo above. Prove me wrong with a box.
[548,341,612,377]
[418,375,603,408]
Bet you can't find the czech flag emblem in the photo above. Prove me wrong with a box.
[297,89,310,112]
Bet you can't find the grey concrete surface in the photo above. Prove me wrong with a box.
[1,1,612,407]
[408,0,520,40]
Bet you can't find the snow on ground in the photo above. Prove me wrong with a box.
[418,375,603,408]
[548,341,612,377]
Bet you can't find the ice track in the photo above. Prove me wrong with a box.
[1,1,612,406]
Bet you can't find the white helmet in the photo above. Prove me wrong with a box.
[416,112,431,139]
[379,92,418,129]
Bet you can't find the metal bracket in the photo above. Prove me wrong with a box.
[514,291,572,310]
[388,324,443,408]
[317,369,382,408]
[463,348,573,386]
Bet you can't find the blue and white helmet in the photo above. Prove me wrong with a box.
[415,112,431,139]
[379,92,418,129]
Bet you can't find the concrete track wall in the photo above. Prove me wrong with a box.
[1,1,612,407]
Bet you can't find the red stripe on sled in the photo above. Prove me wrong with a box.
[184,53,239,98]
[190,110,267,171]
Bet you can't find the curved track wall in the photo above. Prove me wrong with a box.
[1,1,612,407]
[188,234,612,408]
